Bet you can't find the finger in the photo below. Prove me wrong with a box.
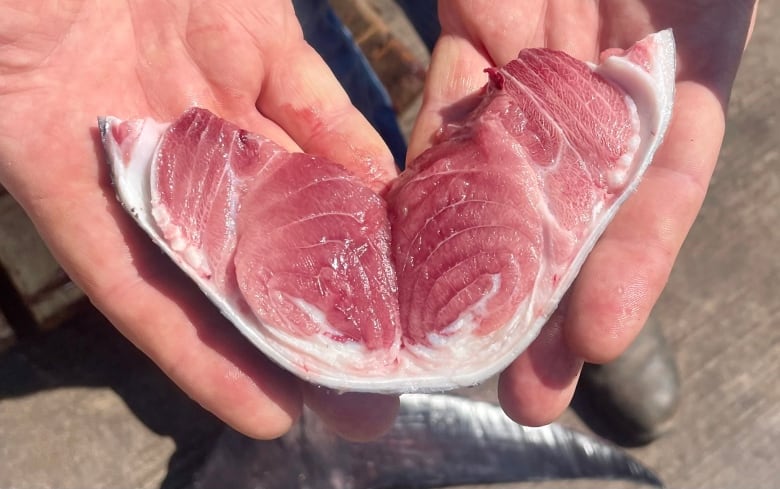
[541,0,602,61]
[125,0,296,153]
[302,385,400,442]
[408,2,602,164]
[406,34,491,162]
[443,0,598,65]
[498,306,583,426]
[176,2,305,153]
[565,82,725,363]
[257,42,398,193]
[436,0,539,65]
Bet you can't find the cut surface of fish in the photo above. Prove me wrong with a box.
[100,30,675,392]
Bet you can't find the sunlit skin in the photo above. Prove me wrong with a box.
[408,0,758,426]
[0,0,757,439]
[0,0,399,441]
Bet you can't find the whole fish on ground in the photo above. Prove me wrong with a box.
[191,394,663,489]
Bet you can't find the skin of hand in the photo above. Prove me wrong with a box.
[0,0,401,441]
[0,0,759,442]
[407,0,758,426]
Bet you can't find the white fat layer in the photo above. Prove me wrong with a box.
[435,273,501,341]
[394,274,535,389]
[259,297,402,378]
[606,104,642,190]
[103,116,169,240]
[405,274,502,364]
[101,30,676,393]
[150,205,211,277]
[105,117,213,281]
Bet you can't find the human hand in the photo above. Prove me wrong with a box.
[409,0,757,426]
[0,0,401,440]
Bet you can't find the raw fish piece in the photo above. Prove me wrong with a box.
[100,30,675,392]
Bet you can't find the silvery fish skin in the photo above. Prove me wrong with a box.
[191,394,663,489]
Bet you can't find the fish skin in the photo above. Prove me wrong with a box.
[191,394,663,489]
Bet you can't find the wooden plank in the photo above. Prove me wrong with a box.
[0,194,84,330]
[0,309,14,352]
[329,0,426,114]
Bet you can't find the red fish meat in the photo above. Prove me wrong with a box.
[100,30,675,392]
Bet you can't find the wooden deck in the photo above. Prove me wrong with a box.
[0,1,778,488]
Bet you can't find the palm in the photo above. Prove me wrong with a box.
[409,0,755,425]
[0,0,399,439]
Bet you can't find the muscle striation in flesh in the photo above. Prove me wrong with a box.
[100,30,675,392]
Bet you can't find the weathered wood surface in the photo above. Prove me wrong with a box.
[0,1,778,488]
[0,192,84,331]
[0,314,224,489]
[330,0,427,114]
[0,310,13,352]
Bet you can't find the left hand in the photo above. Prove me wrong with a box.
[409,0,757,426]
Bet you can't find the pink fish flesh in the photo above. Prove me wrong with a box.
[99,30,675,392]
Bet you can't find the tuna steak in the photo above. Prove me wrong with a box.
[100,30,675,392]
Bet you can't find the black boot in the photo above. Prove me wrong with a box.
[573,317,681,446]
